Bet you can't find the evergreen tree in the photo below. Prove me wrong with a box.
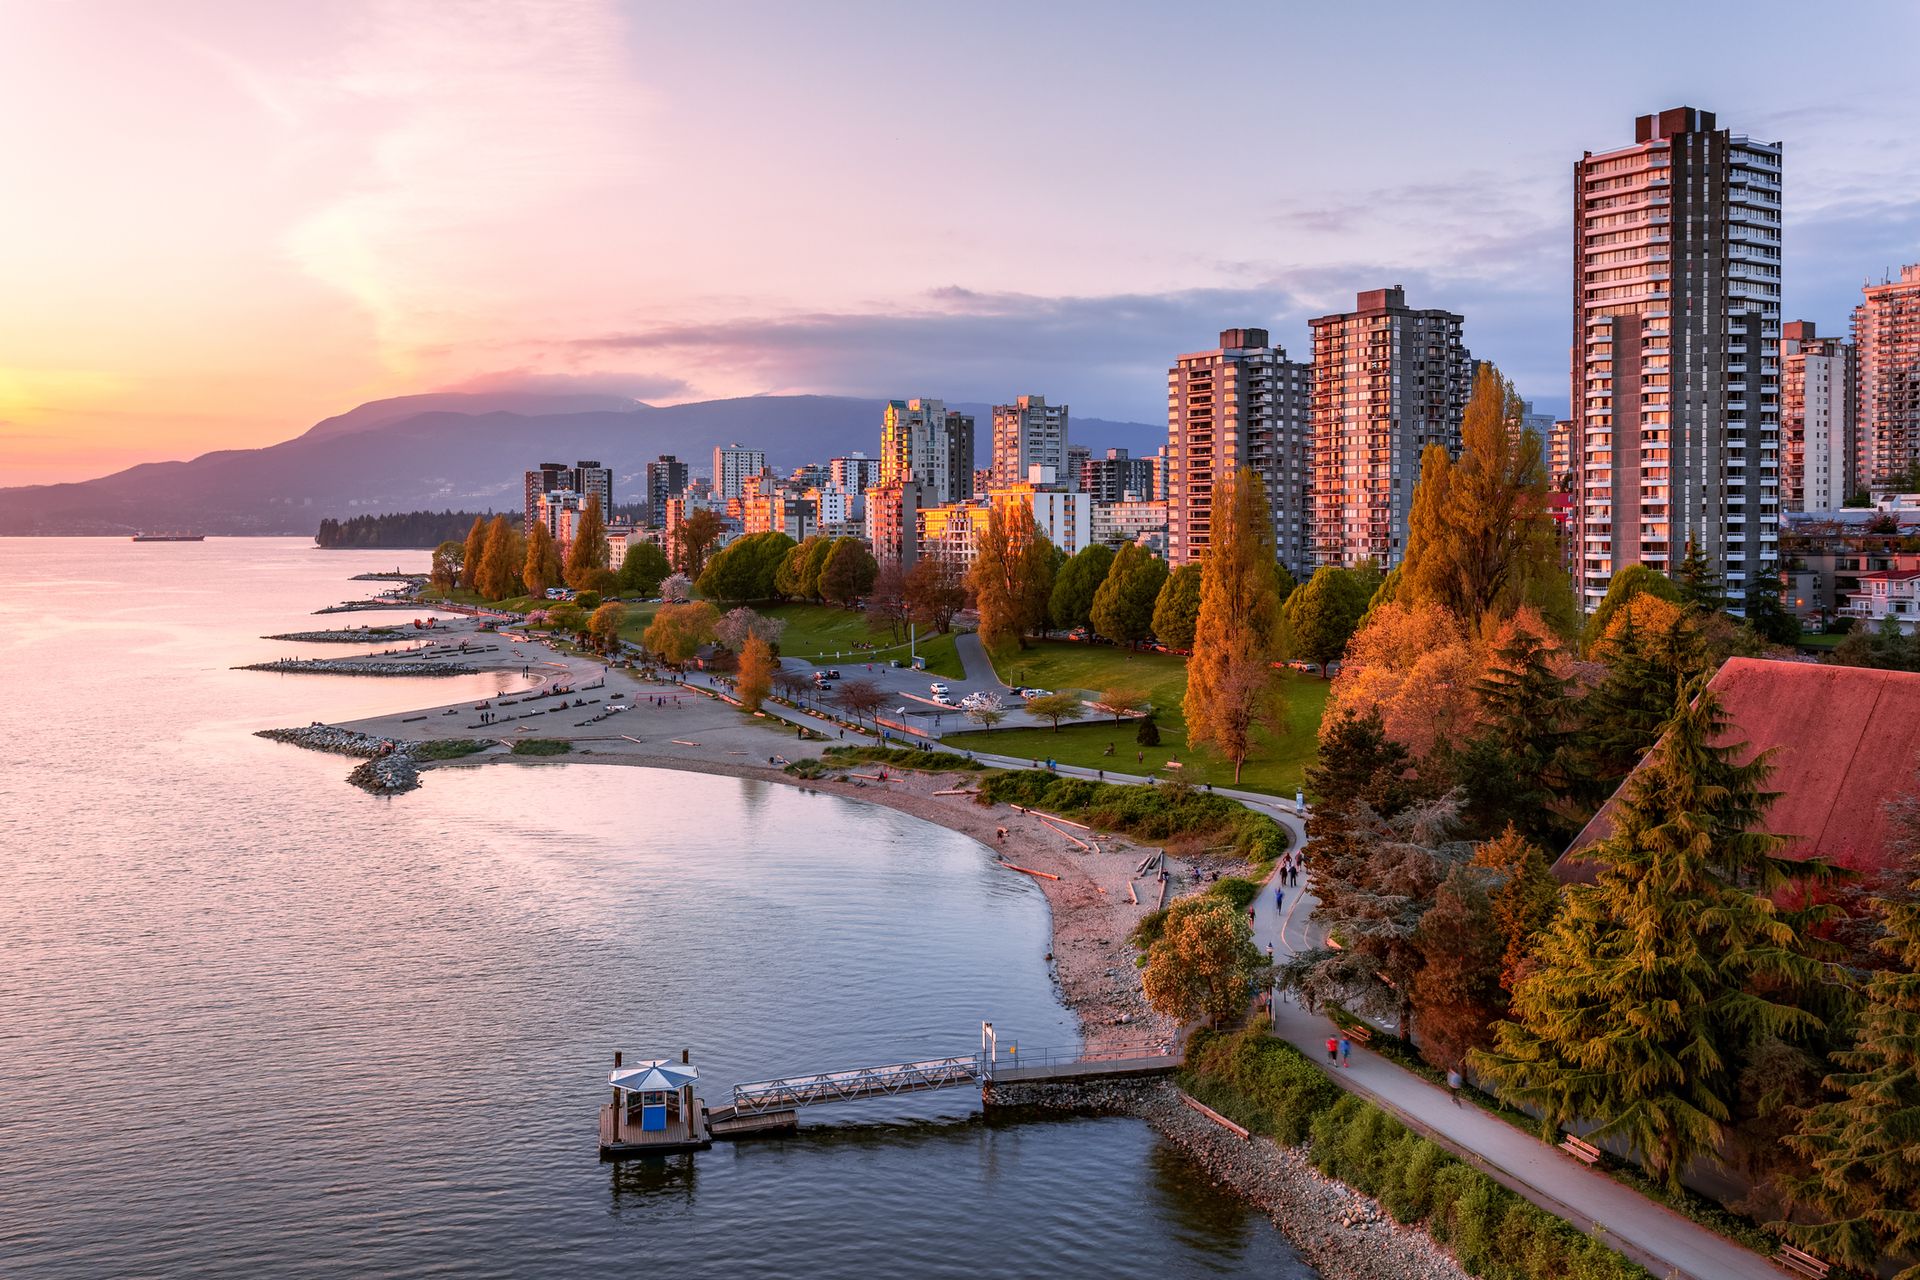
[522,521,562,597]
[1150,563,1203,649]
[1090,543,1168,644]
[1743,565,1799,645]
[563,496,609,590]
[1673,539,1725,613]
[1049,543,1115,631]
[1472,683,1828,1193]
[1456,615,1573,844]
[1472,826,1561,992]
[1186,468,1283,765]
[460,516,487,591]
[1560,605,1711,825]
[1785,867,1920,1277]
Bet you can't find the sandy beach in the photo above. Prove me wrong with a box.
[262,613,1235,1053]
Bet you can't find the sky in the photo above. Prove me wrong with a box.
[3,0,1918,487]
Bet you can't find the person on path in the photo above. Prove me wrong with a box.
[1275,886,1284,910]
[1447,1067,1464,1105]
[1338,1037,1352,1068]
[1325,1036,1338,1064]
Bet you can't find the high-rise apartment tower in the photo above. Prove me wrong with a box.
[1853,264,1920,489]
[991,396,1070,488]
[1781,321,1854,512]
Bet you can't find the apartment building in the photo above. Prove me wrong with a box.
[1308,291,1470,569]
[1166,328,1314,576]
[866,479,923,566]
[711,444,766,501]
[1080,447,1156,502]
[991,396,1070,488]
[879,399,974,503]
[523,460,613,535]
[644,455,689,527]
[1782,321,1855,512]
[1570,106,1782,609]
[1853,264,1920,488]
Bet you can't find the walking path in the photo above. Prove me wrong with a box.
[1249,866,1790,1280]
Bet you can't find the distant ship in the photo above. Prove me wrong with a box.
[130,533,206,542]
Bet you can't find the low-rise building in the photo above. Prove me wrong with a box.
[1841,566,1920,634]
[1091,498,1169,547]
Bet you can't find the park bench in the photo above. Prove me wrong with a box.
[1339,1022,1373,1045]
[1774,1244,1830,1279]
[1558,1134,1602,1165]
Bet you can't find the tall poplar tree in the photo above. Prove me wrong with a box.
[460,516,487,591]
[522,521,562,597]
[1090,543,1168,644]
[1186,468,1283,771]
[969,501,1053,653]
[1472,682,1828,1193]
[564,495,609,590]
[475,515,522,601]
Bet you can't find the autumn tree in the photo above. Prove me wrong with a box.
[459,516,488,591]
[1205,663,1287,783]
[1399,363,1556,628]
[1281,564,1377,675]
[1049,544,1115,632]
[969,502,1054,653]
[1186,467,1285,770]
[1473,683,1831,1193]
[643,601,720,665]
[475,515,524,601]
[617,541,669,597]
[714,606,786,654]
[905,554,967,632]
[1583,563,1683,655]
[736,634,776,712]
[1410,863,1507,1070]
[563,496,609,590]
[522,521,562,597]
[1142,894,1265,1026]
[1090,543,1168,644]
[1471,826,1562,992]
[430,540,464,591]
[1091,686,1150,722]
[1322,599,1482,765]
[586,601,625,652]
[818,536,878,606]
[671,508,725,577]
[1151,562,1203,648]
[1025,692,1086,733]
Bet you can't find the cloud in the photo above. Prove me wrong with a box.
[432,367,692,402]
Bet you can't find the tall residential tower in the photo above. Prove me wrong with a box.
[1781,321,1854,512]
[879,398,974,503]
[1853,264,1920,489]
[1571,106,1781,607]
[991,396,1070,487]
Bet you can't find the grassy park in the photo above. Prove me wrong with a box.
[946,640,1329,797]
[756,603,966,679]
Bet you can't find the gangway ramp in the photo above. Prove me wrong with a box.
[732,1054,983,1113]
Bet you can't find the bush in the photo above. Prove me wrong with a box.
[510,738,572,756]
[412,738,487,761]
[818,745,984,772]
[1211,875,1262,912]
[975,771,1289,863]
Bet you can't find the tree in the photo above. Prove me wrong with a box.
[1323,600,1481,764]
[868,558,910,642]
[459,516,487,591]
[475,515,524,601]
[905,554,967,632]
[586,601,625,652]
[1454,610,1574,844]
[714,606,787,654]
[548,604,587,635]
[430,540,464,591]
[1049,544,1116,632]
[1583,563,1683,656]
[965,692,1008,731]
[697,531,796,603]
[970,502,1054,653]
[1152,563,1203,649]
[773,667,811,703]
[1472,683,1830,1193]
[1091,686,1149,722]
[1187,467,1285,771]
[659,572,692,603]
[777,537,824,601]
[671,508,725,577]
[563,495,609,591]
[617,541,670,597]
[737,634,776,712]
[1673,539,1725,613]
[1471,826,1561,993]
[1410,863,1507,1070]
[1400,364,1556,627]
[1743,565,1799,645]
[799,536,837,601]
[522,521,562,597]
[1784,860,1920,1277]
[833,678,887,724]
[818,536,878,606]
[1090,543,1169,644]
[1831,613,1920,672]
[1282,564,1376,675]
[1206,662,1287,783]
[1136,712,1161,747]
[643,601,720,665]
[1142,894,1264,1026]
[1024,692,1085,733]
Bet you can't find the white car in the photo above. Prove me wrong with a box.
[929,682,950,695]
[932,693,958,707]
[1021,688,1054,700]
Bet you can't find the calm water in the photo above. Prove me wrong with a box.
[0,538,1313,1278]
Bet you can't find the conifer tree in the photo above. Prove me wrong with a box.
[1186,468,1283,763]
[1150,563,1203,648]
[1673,539,1725,613]
[460,516,487,591]
[1456,614,1573,843]
[1472,682,1827,1193]
[564,496,609,590]
[1785,867,1920,1277]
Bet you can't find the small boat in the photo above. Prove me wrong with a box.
[130,532,206,542]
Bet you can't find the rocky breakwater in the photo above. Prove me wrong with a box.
[262,628,407,643]
[254,724,422,794]
[987,1078,1468,1280]
[237,657,480,676]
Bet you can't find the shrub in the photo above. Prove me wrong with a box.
[412,738,487,761]
[819,746,984,772]
[510,738,572,756]
[975,771,1289,863]
[1211,875,1262,912]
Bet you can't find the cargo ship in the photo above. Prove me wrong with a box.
[130,533,206,542]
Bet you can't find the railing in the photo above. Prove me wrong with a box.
[732,1055,984,1113]
[984,1036,1177,1075]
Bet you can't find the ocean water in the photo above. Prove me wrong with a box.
[0,537,1313,1277]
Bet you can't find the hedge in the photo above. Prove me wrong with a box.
[975,771,1289,863]
[1183,1022,1654,1280]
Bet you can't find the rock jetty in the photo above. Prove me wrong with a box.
[237,658,479,677]
[255,724,423,794]
[989,1078,1468,1280]
[314,599,417,614]
[262,628,406,643]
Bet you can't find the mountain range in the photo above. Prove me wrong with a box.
[0,393,1163,536]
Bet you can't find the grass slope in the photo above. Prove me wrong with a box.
[757,603,965,679]
[947,640,1327,797]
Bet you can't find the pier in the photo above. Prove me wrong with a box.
[600,1026,1180,1159]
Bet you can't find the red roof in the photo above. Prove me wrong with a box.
[1556,657,1920,882]
[1855,569,1920,582]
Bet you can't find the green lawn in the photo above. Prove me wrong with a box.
[758,603,965,679]
[945,640,1329,797]
[1795,630,1844,650]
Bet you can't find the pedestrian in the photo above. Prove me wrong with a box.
[1137,750,1144,763]
[1325,1036,1338,1064]
[1447,1067,1463,1106]
[1275,886,1283,910]
[1339,1036,1351,1068]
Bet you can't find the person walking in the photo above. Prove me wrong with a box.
[1274,886,1284,910]
[1338,1036,1352,1068]
[1325,1036,1338,1065]
[1447,1067,1464,1106]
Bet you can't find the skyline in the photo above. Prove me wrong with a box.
[5,1,1920,487]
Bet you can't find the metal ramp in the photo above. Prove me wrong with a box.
[731,1054,983,1113]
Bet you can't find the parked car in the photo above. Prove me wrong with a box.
[1021,688,1054,700]
[827,669,842,679]
[929,682,950,695]
[932,693,958,707]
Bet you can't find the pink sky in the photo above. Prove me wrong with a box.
[3,0,1916,486]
